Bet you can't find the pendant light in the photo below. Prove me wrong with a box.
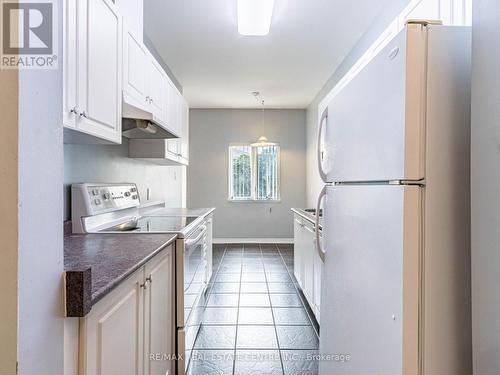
[251,93,276,147]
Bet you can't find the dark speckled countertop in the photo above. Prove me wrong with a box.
[64,232,177,317]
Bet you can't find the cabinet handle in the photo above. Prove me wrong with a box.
[146,276,152,284]
[70,107,77,115]
[140,282,148,290]
[79,111,87,118]
[315,186,327,262]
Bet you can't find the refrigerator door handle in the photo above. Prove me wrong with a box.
[315,185,327,262]
[317,107,329,183]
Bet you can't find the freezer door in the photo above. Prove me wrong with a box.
[319,184,421,375]
[326,24,427,183]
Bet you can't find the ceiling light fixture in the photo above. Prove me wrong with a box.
[251,93,276,147]
[237,0,275,36]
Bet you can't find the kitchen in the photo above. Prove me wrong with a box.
[1,0,499,375]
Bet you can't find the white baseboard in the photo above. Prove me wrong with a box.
[213,238,294,244]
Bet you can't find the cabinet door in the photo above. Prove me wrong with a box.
[179,99,189,162]
[166,139,179,160]
[149,59,166,123]
[293,217,303,288]
[167,82,181,136]
[302,222,315,306]
[80,270,144,375]
[117,0,144,38]
[63,0,77,128]
[313,239,322,321]
[206,216,213,283]
[123,27,149,110]
[144,247,174,375]
[77,0,122,144]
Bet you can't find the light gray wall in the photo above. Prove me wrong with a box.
[188,109,307,239]
[64,139,185,220]
[305,0,411,207]
[144,33,182,93]
[16,4,65,373]
[471,1,500,373]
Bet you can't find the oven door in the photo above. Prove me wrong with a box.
[176,222,208,374]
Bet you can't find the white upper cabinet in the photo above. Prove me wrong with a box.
[64,0,123,144]
[117,0,144,38]
[148,56,168,125]
[122,25,182,137]
[179,98,189,163]
[122,28,149,112]
[77,0,123,142]
[64,0,190,152]
[166,79,182,136]
[63,0,77,130]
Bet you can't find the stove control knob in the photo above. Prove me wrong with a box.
[124,191,131,197]
[94,198,101,205]
[130,187,137,192]
[132,195,138,200]
[103,193,110,200]
[92,189,99,196]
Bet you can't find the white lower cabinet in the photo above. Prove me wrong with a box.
[206,215,214,283]
[293,217,304,289]
[79,269,144,375]
[313,245,322,321]
[302,221,315,309]
[79,246,174,375]
[293,213,322,322]
[122,26,149,113]
[144,249,174,375]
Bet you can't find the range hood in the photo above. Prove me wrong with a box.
[122,92,179,140]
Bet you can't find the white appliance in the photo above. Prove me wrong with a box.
[71,183,209,375]
[315,22,472,375]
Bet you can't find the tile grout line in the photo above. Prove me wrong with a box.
[265,243,286,375]
[232,243,244,375]
[189,243,228,374]
[276,243,320,339]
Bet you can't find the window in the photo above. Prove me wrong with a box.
[229,144,280,201]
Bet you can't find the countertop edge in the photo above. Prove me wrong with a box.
[291,208,315,225]
[64,207,216,318]
[291,208,322,230]
[65,234,177,318]
[90,235,177,305]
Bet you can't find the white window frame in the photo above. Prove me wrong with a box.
[228,143,281,202]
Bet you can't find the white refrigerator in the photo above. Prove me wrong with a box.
[316,22,472,375]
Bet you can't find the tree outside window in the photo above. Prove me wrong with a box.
[229,144,280,201]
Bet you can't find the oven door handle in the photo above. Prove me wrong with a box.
[185,225,207,247]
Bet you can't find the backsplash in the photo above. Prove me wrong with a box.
[64,138,185,221]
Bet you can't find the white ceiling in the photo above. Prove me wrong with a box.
[144,0,392,109]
